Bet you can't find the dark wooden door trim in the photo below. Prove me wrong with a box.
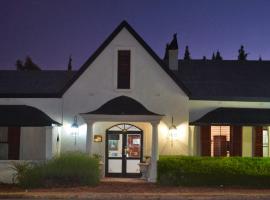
[105,130,143,178]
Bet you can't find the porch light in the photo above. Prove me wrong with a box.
[169,116,177,147]
[71,116,79,145]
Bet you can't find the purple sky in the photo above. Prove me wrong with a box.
[1,0,270,70]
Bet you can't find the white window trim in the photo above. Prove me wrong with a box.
[113,46,135,92]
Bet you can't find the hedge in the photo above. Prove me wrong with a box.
[12,152,100,188]
[158,156,270,187]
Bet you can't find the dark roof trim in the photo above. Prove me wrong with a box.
[60,21,190,96]
[82,95,163,116]
[0,93,62,98]
[0,105,61,126]
[190,107,270,126]
[190,96,270,102]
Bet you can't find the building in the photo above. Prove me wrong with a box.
[1,21,270,183]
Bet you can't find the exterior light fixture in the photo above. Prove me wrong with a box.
[71,116,79,146]
[169,116,177,147]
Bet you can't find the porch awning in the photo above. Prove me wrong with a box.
[0,105,60,126]
[190,107,270,126]
[83,96,163,116]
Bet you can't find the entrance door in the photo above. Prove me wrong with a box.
[105,124,143,178]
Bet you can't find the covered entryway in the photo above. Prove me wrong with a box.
[80,96,163,182]
[106,123,143,177]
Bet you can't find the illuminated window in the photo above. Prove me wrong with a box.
[263,129,269,157]
[211,126,230,157]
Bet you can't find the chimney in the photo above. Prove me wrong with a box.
[168,33,179,70]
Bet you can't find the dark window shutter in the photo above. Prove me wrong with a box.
[8,127,20,160]
[230,126,242,156]
[200,125,211,156]
[254,126,263,157]
[117,50,131,89]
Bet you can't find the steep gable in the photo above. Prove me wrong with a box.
[60,21,190,96]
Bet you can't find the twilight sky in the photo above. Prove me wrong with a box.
[1,0,270,70]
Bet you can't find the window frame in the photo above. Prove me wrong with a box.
[113,47,134,91]
[262,128,269,157]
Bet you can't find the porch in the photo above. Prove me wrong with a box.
[191,107,270,157]
[80,96,163,182]
[0,105,60,183]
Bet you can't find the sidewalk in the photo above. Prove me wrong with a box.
[1,178,270,199]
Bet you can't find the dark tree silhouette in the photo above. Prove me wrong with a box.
[24,56,40,70]
[184,45,191,60]
[68,55,72,71]
[211,52,216,60]
[16,59,24,71]
[16,56,41,71]
[259,56,262,61]
[215,51,223,60]
[202,56,207,61]
[238,45,248,61]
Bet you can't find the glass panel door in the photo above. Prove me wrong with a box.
[126,134,141,174]
[107,133,123,173]
[106,124,143,178]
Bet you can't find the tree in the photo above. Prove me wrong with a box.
[202,56,207,61]
[16,56,41,71]
[68,55,72,71]
[184,45,191,60]
[24,56,40,70]
[215,51,223,60]
[211,52,216,60]
[16,59,24,70]
[259,56,262,61]
[238,45,248,61]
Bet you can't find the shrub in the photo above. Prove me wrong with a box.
[13,152,100,188]
[158,156,270,187]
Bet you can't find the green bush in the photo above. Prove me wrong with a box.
[13,152,100,188]
[158,156,270,187]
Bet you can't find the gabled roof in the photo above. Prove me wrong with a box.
[0,70,76,98]
[190,107,270,126]
[60,21,190,96]
[174,60,270,101]
[0,105,60,126]
[83,96,163,116]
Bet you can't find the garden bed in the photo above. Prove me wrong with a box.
[158,156,270,187]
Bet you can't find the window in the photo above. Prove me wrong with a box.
[117,50,131,89]
[0,127,8,160]
[263,129,269,157]
[211,126,230,157]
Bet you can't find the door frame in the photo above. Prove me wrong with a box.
[105,124,143,178]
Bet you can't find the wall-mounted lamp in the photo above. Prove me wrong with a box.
[71,116,79,146]
[169,116,177,147]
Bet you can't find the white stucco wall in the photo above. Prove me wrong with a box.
[61,27,189,155]
[242,126,253,157]
[20,127,46,160]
